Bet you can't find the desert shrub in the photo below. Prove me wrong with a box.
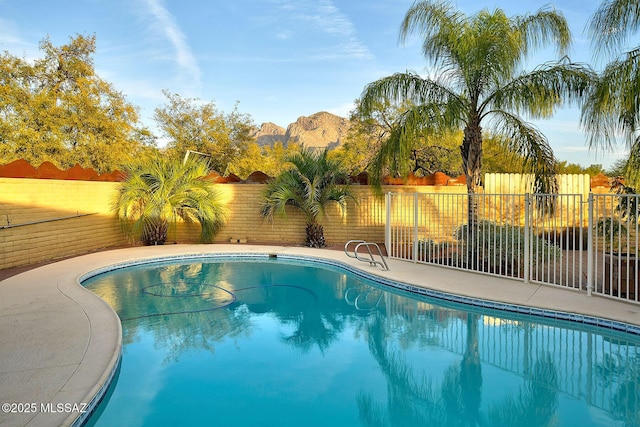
[455,221,561,276]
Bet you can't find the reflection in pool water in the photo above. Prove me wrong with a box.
[83,258,640,427]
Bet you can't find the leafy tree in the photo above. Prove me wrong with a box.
[407,132,463,177]
[583,164,607,176]
[0,34,152,172]
[154,92,254,174]
[227,141,301,179]
[556,161,589,175]
[114,156,227,245]
[555,161,606,175]
[481,134,527,174]
[360,1,594,216]
[583,0,640,188]
[607,158,628,177]
[335,98,463,177]
[260,148,353,248]
[333,98,403,175]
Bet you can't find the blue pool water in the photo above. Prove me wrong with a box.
[82,256,640,426]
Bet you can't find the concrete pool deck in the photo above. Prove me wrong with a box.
[1,244,640,427]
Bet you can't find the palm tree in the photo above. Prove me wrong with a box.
[361,1,594,221]
[583,0,640,187]
[114,156,227,245]
[260,148,353,248]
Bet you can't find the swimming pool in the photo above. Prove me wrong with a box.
[82,255,640,426]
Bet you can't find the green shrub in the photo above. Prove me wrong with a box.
[455,221,561,276]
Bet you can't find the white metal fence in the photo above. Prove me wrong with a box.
[385,192,639,304]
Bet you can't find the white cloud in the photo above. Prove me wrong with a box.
[327,101,356,118]
[541,119,582,133]
[140,0,202,89]
[272,0,373,60]
[275,30,293,40]
[0,18,40,61]
[557,145,591,153]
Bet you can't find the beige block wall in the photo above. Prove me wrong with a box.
[214,185,388,245]
[0,178,128,270]
[1,178,427,271]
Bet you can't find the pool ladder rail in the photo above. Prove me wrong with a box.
[344,287,384,311]
[344,240,389,271]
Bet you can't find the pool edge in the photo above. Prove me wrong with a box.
[78,250,640,338]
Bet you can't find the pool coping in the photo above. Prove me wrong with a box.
[1,244,640,426]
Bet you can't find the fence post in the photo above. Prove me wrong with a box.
[587,193,593,296]
[385,192,391,258]
[413,192,419,263]
[524,193,530,284]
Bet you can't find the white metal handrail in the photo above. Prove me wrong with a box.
[344,239,389,271]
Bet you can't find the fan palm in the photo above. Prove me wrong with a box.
[114,156,227,245]
[583,0,640,187]
[361,1,594,221]
[260,148,353,248]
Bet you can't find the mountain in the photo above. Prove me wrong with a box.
[251,111,350,150]
[250,122,286,146]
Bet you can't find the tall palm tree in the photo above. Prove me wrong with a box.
[583,0,640,187]
[260,148,353,248]
[114,156,227,245]
[361,1,594,220]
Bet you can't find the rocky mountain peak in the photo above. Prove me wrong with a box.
[285,112,350,149]
[250,122,286,146]
[252,111,350,150]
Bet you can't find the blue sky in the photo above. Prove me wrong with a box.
[0,0,629,168]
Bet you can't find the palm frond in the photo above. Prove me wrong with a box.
[260,147,354,229]
[588,0,640,59]
[113,155,227,244]
[399,0,464,66]
[360,72,458,115]
[490,59,595,118]
[487,110,558,193]
[369,102,462,192]
[624,140,640,188]
[515,5,572,57]
[581,47,640,152]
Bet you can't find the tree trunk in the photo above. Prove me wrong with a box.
[142,218,168,246]
[305,222,325,248]
[461,123,483,206]
[460,313,482,425]
[461,122,483,269]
